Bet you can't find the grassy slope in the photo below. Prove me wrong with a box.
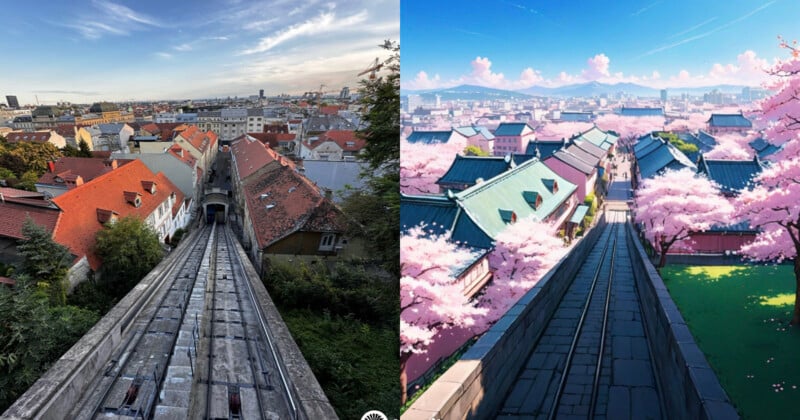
[661,265,800,419]
[281,309,399,420]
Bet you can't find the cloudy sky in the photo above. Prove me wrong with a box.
[402,0,799,91]
[0,0,398,105]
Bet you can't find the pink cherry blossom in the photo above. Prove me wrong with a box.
[633,168,734,267]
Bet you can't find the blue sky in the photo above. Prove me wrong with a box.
[0,0,398,104]
[401,0,800,91]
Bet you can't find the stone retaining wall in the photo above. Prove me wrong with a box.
[403,214,609,420]
[624,223,739,419]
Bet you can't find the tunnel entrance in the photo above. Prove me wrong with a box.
[206,203,227,224]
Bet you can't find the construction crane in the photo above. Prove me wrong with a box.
[358,57,383,80]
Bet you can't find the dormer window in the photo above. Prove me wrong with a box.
[523,191,543,210]
[542,179,558,194]
[97,208,119,224]
[141,181,157,195]
[499,209,517,224]
[124,191,142,207]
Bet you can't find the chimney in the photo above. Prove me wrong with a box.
[110,159,118,170]
[48,161,55,173]
[75,176,84,187]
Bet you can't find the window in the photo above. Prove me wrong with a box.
[319,233,336,251]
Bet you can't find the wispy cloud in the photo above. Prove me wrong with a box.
[57,0,163,39]
[173,43,192,52]
[155,52,173,59]
[453,28,498,40]
[32,89,101,96]
[638,1,776,58]
[631,1,662,16]
[666,17,718,40]
[240,9,368,55]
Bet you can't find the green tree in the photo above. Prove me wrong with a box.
[0,281,98,411]
[94,216,163,294]
[345,40,400,276]
[357,40,400,171]
[464,145,489,156]
[17,218,72,305]
[61,144,80,157]
[78,139,93,157]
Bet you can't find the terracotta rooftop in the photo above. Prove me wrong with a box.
[243,165,347,249]
[0,196,61,240]
[176,125,218,154]
[322,130,365,152]
[244,132,296,149]
[52,159,184,270]
[6,131,54,143]
[154,122,188,141]
[37,157,133,189]
[166,144,198,168]
[0,188,46,199]
[231,134,295,181]
[55,124,77,137]
[141,123,160,136]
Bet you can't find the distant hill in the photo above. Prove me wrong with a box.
[402,84,532,101]
[402,82,758,101]
[519,81,755,98]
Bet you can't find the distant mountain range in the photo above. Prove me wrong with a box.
[402,82,757,101]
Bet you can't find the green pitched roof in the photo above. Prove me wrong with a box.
[453,158,577,238]
[574,126,619,151]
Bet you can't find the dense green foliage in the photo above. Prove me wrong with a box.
[0,140,61,180]
[169,228,187,247]
[95,216,164,296]
[0,283,99,411]
[656,131,699,154]
[345,40,400,277]
[464,144,489,156]
[263,260,399,419]
[17,218,72,305]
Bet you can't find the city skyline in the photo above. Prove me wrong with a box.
[402,0,799,92]
[0,0,398,105]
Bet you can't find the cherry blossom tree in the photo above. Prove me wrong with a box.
[595,114,666,141]
[476,217,569,327]
[537,122,593,140]
[400,225,487,403]
[757,36,800,159]
[736,158,800,325]
[736,38,800,325]
[400,137,465,194]
[633,168,734,267]
[704,132,755,160]
[665,112,710,132]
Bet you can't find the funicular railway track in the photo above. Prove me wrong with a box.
[202,224,296,420]
[499,210,663,419]
[71,223,298,419]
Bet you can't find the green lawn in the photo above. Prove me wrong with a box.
[661,265,800,419]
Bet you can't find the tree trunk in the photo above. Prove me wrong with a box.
[793,257,800,326]
[401,352,411,406]
[658,243,668,268]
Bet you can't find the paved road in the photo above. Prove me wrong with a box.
[497,211,663,419]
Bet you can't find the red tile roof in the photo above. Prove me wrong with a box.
[0,197,61,240]
[0,187,45,199]
[37,157,132,189]
[245,132,296,149]
[154,123,187,141]
[176,125,218,154]
[52,159,184,270]
[243,165,347,249]
[231,134,295,181]
[55,124,77,137]
[320,105,343,115]
[323,130,365,152]
[140,123,160,136]
[166,144,198,168]
[6,131,53,143]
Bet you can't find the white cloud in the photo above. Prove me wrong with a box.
[58,0,163,39]
[406,71,441,90]
[240,9,368,55]
[173,43,193,52]
[155,52,173,59]
[582,54,611,80]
